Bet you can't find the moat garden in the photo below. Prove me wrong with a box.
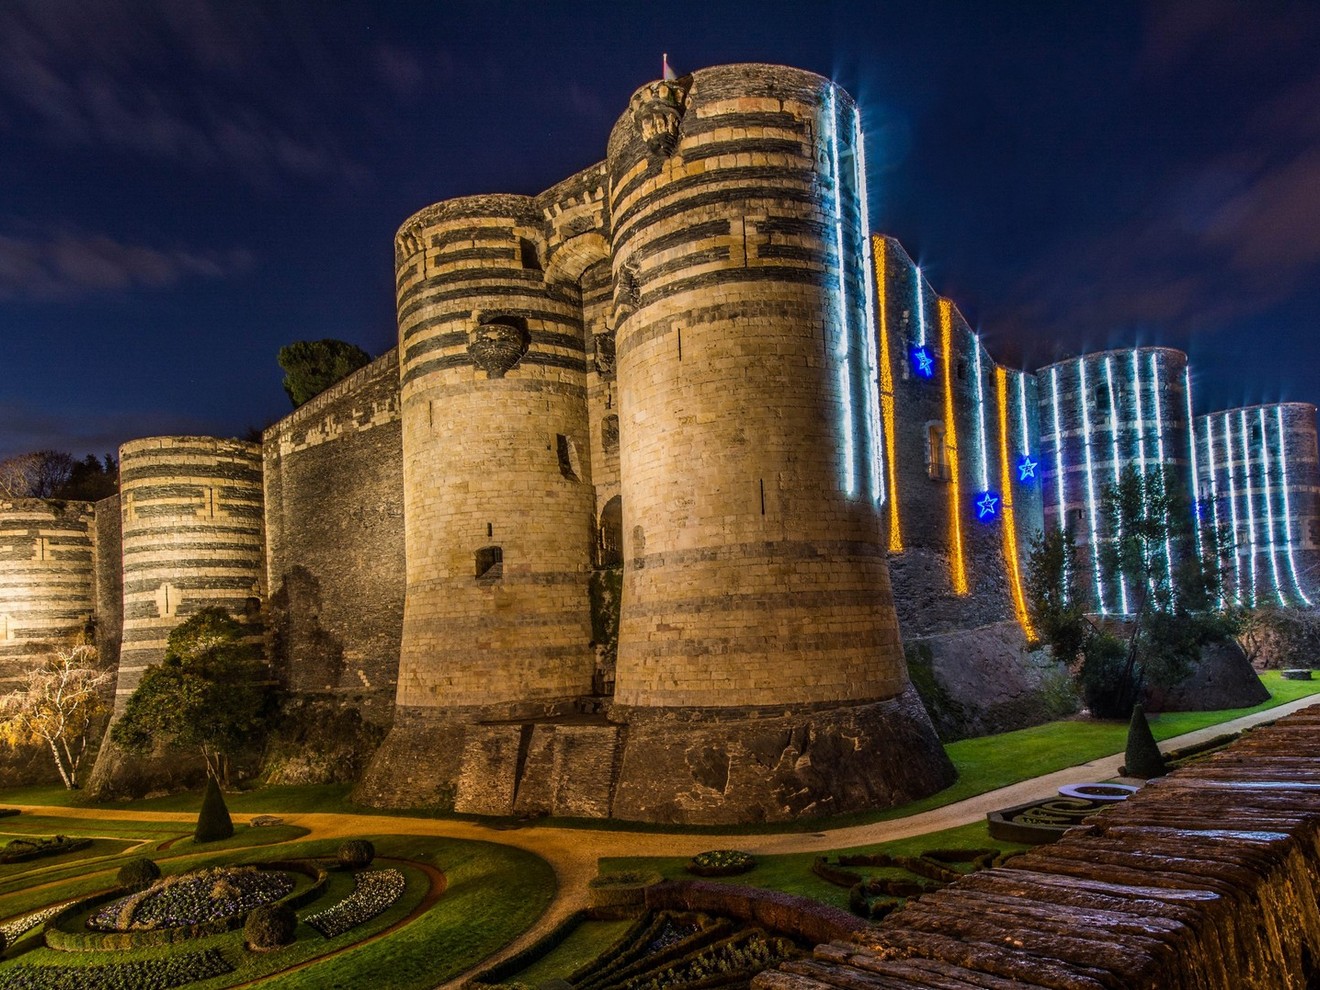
[0,670,1314,990]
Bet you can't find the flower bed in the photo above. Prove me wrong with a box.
[685,850,755,878]
[89,866,295,932]
[304,868,405,938]
[0,948,231,989]
[0,905,66,945]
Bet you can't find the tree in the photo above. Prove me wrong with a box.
[0,645,112,789]
[277,339,371,408]
[111,608,271,784]
[0,450,75,498]
[1024,525,1089,664]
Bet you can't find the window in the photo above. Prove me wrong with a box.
[925,422,950,481]
[557,434,582,480]
[519,237,542,271]
[475,546,503,579]
[597,496,623,567]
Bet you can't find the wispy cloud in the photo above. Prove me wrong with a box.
[0,0,357,186]
[0,230,251,301]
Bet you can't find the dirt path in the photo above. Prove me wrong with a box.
[9,694,1317,988]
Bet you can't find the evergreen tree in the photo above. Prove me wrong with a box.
[277,339,371,408]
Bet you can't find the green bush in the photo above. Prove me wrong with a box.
[194,777,234,843]
[245,902,298,950]
[337,839,375,869]
[117,857,161,891]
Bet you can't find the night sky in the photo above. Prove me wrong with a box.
[3,1,1318,463]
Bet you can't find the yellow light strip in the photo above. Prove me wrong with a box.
[940,298,969,595]
[873,235,903,552]
[997,367,1034,636]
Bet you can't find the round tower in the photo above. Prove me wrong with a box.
[0,498,95,690]
[113,436,265,708]
[606,64,952,821]
[361,194,596,803]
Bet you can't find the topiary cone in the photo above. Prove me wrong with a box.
[1125,703,1168,779]
[194,776,235,843]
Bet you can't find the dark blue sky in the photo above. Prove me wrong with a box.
[3,1,1318,461]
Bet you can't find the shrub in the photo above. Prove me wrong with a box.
[686,849,755,877]
[117,857,161,892]
[245,902,297,950]
[194,777,234,843]
[337,839,375,869]
[1125,703,1168,779]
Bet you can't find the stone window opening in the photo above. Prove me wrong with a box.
[475,546,503,579]
[557,434,583,481]
[597,496,623,568]
[519,238,542,271]
[925,421,951,481]
[601,415,620,455]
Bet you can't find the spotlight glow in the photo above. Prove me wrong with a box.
[997,367,1034,637]
[827,86,856,497]
[1277,406,1316,606]
[874,236,903,552]
[941,298,968,595]
[915,265,927,348]
[1078,359,1107,613]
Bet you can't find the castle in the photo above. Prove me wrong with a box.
[1,64,1317,823]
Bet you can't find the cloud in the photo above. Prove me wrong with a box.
[0,0,356,186]
[0,230,251,301]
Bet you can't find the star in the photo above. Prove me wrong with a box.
[976,491,999,519]
[1018,455,1038,482]
[912,346,934,378]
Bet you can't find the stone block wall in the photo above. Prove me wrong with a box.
[0,498,96,690]
[262,349,404,716]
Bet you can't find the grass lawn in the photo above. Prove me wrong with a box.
[600,820,1034,911]
[0,832,555,990]
[502,918,635,987]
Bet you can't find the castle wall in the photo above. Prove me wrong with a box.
[92,493,122,675]
[262,349,404,716]
[872,236,1037,638]
[1196,402,1319,608]
[391,194,596,713]
[1039,347,1192,614]
[0,498,96,690]
[113,436,264,708]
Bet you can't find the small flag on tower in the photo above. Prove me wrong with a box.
[662,53,677,81]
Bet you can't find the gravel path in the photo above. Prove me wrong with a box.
[10,693,1317,988]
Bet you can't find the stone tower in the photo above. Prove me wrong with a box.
[604,64,950,821]
[88,436,264,796]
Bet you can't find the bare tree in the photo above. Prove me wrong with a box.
[0,450,76,498]
[0,645,112,788]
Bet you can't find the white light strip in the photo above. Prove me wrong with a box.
[1203,414,1225,609]
[1150,353,1174,600]
[974,337,989,492]
[1050,367,1069,604]
[827,87,856,496]
[1223,413,1243,604]
[1185,366,1203,559]
[1277,406,1316,606]
[1130,350,1152,594]
[1018,372,1031,456]
[1258,407,1286,605]
[914,266,926,348]
[1079,359,1107,612]
[853,107,884,506]
[1240,409,1259,607]
[1104,357,1130,613]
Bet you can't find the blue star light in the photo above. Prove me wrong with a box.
[975,490,999,521]
[910,346,935,378]
[1017,454,1038,483]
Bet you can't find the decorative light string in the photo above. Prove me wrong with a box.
[1222,413,1243,605]
[1078,359,1107,613]
[1185,366,1203,559]
[974,336,990,493]
[852,106,884,506]
[1150,353,1174,601]
[996,367,1033,636]
[940,298,968,595]
[1239,409,1259,607]
[874,236,903,552]
[1203,413,1226,609]
[1104,357,1130,613]
[826,86,856,497]
[1258,407,1286,606]
[1277,405,1315,606]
